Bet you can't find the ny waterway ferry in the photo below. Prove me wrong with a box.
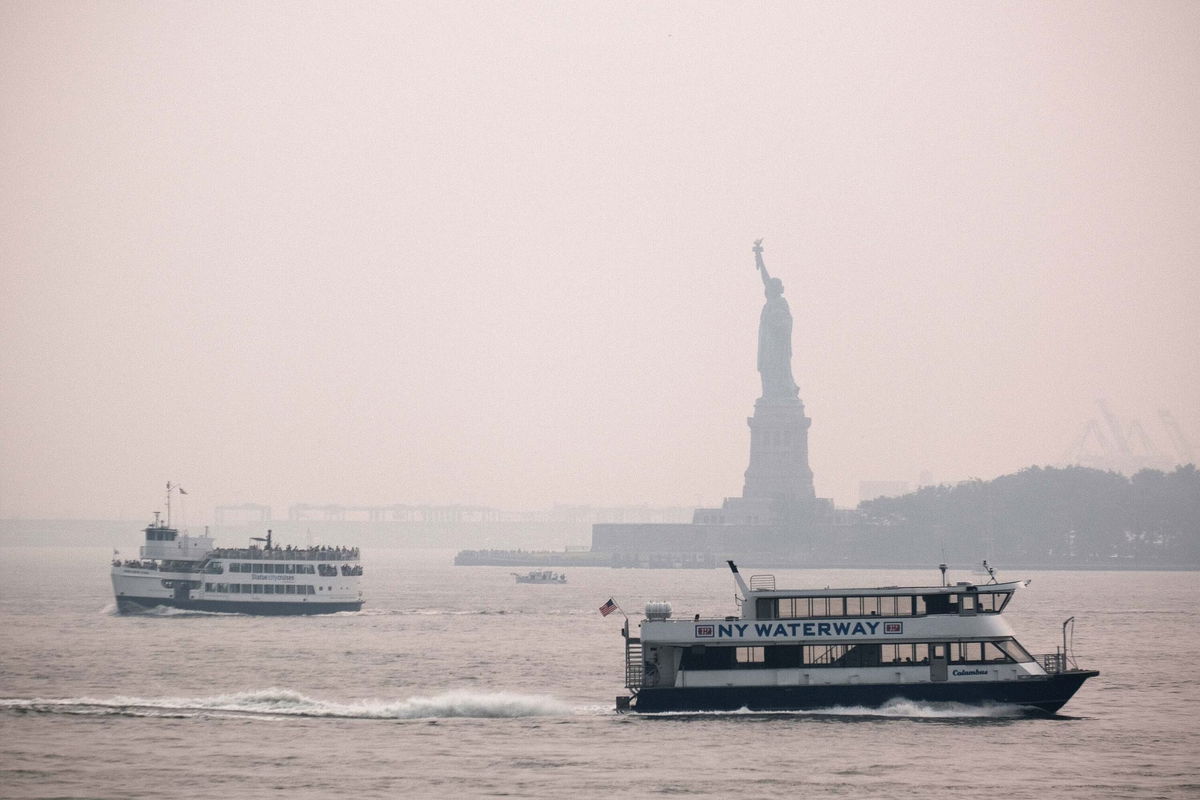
[617,561,1097,714]
[111,513,364,615]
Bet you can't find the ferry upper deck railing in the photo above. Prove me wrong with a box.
[749,574,776,591]
[207,546,360,561]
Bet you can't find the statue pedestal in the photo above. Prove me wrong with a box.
[739,396,816,521]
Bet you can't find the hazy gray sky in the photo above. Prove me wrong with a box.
[2,2,1198,520]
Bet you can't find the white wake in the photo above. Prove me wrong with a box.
[0,688,575,720]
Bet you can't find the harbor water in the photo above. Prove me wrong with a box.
[1,545,1197,798]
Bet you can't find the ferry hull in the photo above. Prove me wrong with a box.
[115,596,363,615]
[630,671,1099,715]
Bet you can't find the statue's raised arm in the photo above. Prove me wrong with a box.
[753,238,772,287]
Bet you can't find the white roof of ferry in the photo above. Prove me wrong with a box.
[743,579,1025,597]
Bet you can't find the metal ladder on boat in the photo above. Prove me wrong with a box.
[625,636,644,690]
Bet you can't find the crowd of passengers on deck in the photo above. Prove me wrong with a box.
[209,544,360,560]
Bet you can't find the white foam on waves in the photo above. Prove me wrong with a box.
[0,688,574,721]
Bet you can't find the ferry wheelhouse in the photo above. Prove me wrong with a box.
[111,517,364,615]
[618,561,1097,714]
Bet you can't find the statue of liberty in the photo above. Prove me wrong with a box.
[753,239,800,401]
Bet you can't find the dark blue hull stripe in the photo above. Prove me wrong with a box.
[115,596,362,615]
[631,672,1099,714]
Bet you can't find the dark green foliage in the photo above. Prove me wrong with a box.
[854,465,1200,566]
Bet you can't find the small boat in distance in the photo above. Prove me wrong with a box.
[111,486,364,615]
[513,570,567,584]
[616,561,1097,714]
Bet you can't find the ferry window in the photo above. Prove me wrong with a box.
[912,643,930,664]
[756,598,776,619]
[923,594,955,614]
[205,583,212,591]
[777,598,795,618]
[955,642,984,663]
[805,644,844,666]
[811,598,829,617]
[980,592,1011,612]
[961,594,978,613]
[229,584,238,594]
[861,596,880,616]
[285,564,295,574]
[914,595,926,615]
[765,645,803,668]
[879,596,897,616]
[881,644,907,664]
[285,585,296,594]
[251,563,263,573]
[845,596,862,616]
[242,584,251,593]
[681,646,735,670]
[306,585,315,594]
[995,639,1034,663]
[828,597,845,616]
[783,598,811,618]
[252,585,263,594]
[982,642,1011,662]
[836,644,881,668]
[736,647,765,665]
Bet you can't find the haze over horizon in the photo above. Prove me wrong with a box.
[3,2,1198,523]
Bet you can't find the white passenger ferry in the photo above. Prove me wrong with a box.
[111,515,364,615]
[513,570,567,584]
[617,561,1097,714]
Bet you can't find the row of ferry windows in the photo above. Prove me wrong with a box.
[203,583,320,595]
[226,563,316,574]
[760,592,1011,620]
[679,640,1033,671]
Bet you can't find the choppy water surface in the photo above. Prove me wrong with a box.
[2,545,1197,798]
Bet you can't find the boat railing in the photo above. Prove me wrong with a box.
[1037,649,1079,675]
[1040,616,1082,673]
[749,574,776,590]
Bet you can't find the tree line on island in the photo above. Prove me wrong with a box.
[823,465,1200,568]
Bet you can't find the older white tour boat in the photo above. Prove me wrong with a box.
[616,561,1097,714]
[111,492,364,615]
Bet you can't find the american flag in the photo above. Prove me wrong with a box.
[599,598,618,617]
